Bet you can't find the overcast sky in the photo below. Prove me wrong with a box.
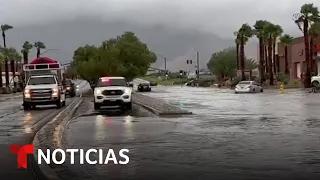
[0,0,319,38]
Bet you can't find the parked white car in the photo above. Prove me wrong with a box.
[311,75,320,87]
[235,81,263,93]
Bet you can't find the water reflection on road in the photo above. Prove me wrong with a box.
[65,87,320,180]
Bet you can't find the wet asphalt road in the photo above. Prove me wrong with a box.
[0,80,88,180]
[64,86,320,180]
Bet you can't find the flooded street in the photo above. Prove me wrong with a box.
[64,86,320,180]
[0,80,89,180]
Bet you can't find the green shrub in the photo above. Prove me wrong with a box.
[286,80,302,88]
[230,76,241,87]
[277,73,289,84]
[198,79,213,87]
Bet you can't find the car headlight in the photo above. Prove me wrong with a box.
[24,89,30,94]
[24,89,31,98]
[52,88,59,96]
[124,89,131,94]
[95,89,101,94]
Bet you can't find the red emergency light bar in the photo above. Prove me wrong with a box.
[316,44,320,51]
[101,77,110,82]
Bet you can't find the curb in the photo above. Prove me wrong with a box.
[31,98,84,180]
[133,101,193,116]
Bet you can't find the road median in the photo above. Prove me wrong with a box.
[31,97,84,180]
[132,93,192,116]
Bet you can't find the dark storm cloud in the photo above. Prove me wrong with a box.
[1,0,319,38]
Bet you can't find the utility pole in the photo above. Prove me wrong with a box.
[164,57,167,75]
[196,51,200,81]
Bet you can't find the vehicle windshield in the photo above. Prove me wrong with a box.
[238,81,252,85]
[27,76,56,85]
[65,80,72,85]
[96,78,128,87]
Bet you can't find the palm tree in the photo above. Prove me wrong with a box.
[293,3,320,88]
[280,34,294,75]
[21,41,33,64]
[309,22,320,74]
[272,25,283,74]
[237,24,253,80]
[253,20,268,84]
[265,22,278,85]
[263,35,269,74]
[34,41,46,58]
[245,58,258,70]
[6,48,21,89]
[1,24,13,87]
[234,32,240,70]
[0,51,3,87]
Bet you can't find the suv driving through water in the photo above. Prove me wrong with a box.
[93,77,132,112]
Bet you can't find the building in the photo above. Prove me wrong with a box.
[277,36,320,79]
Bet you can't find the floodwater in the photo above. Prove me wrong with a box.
[63,87,320,180]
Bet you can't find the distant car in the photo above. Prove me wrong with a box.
[235,81,263,93]
[138,83,151,92]
[65,79,76,97]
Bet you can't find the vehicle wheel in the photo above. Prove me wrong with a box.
[235,91,238,94]
[23,103,30,110]
[71,92,76,97]
[260,88,263,92]
[312,81,319,87]
[94,103,100,110]
[56,100,62,108]
[127,102,132,111]
[122,102,132,114]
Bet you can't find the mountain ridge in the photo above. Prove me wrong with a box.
[5,18,257,71]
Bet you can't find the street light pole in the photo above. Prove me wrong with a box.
[164,57,167,75]
[156,53,167,77]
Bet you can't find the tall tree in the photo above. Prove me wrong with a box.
[0,52,3,87]
[34,41,46,58]
[73,32,156,82]
[293,3,319,87]
[6,48,21,89]
[309,22,320,75]
[1,24,13,87]
[264,22,277,85]
[207,47,237,79]
[253,20,268,84]
[272,25,283,74]
[21,41,33,64]
[234,32,240,70]
[237,24,253,80]
[280,34,294,75]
